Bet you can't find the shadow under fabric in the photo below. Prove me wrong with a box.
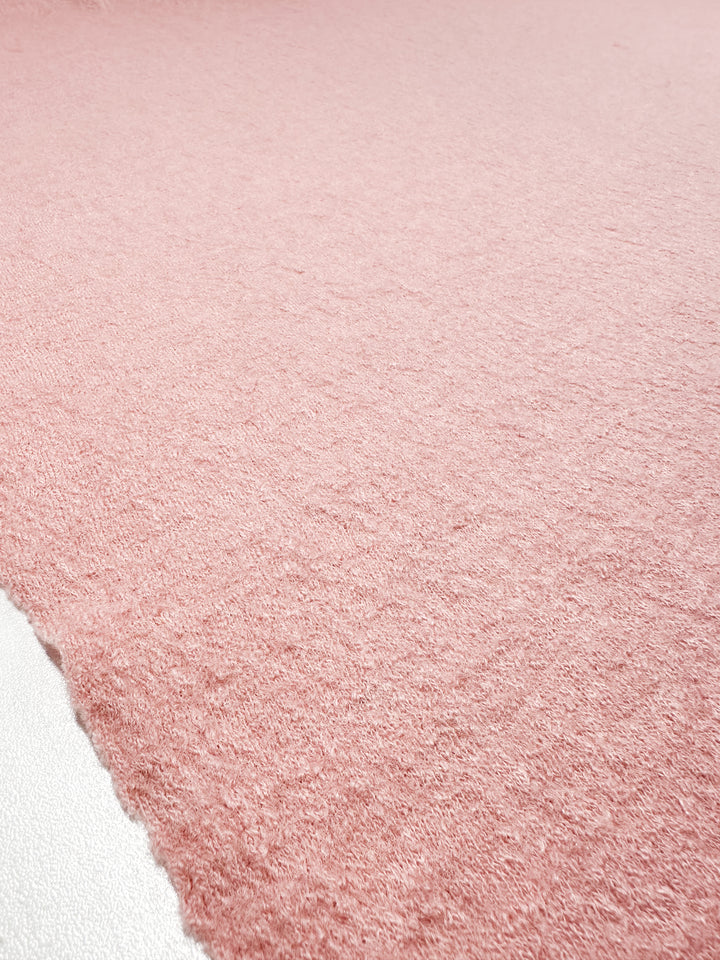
[1,1,719,958]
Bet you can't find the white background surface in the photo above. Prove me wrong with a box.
[0,590,208,960]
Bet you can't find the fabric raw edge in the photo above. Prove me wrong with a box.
[0,578,215,960]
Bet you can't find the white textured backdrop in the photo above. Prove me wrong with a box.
[0,590,207,960]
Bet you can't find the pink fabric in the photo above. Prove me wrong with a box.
[2,1,720,957]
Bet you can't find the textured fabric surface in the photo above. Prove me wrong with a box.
[2,1,720,958]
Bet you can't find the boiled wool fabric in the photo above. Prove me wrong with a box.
[2,1,720,958]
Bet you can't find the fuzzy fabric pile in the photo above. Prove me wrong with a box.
[2,1,720,958]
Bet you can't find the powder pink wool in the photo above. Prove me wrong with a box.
[2,1,720,957]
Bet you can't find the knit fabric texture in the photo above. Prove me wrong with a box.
[2,1,720,958]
